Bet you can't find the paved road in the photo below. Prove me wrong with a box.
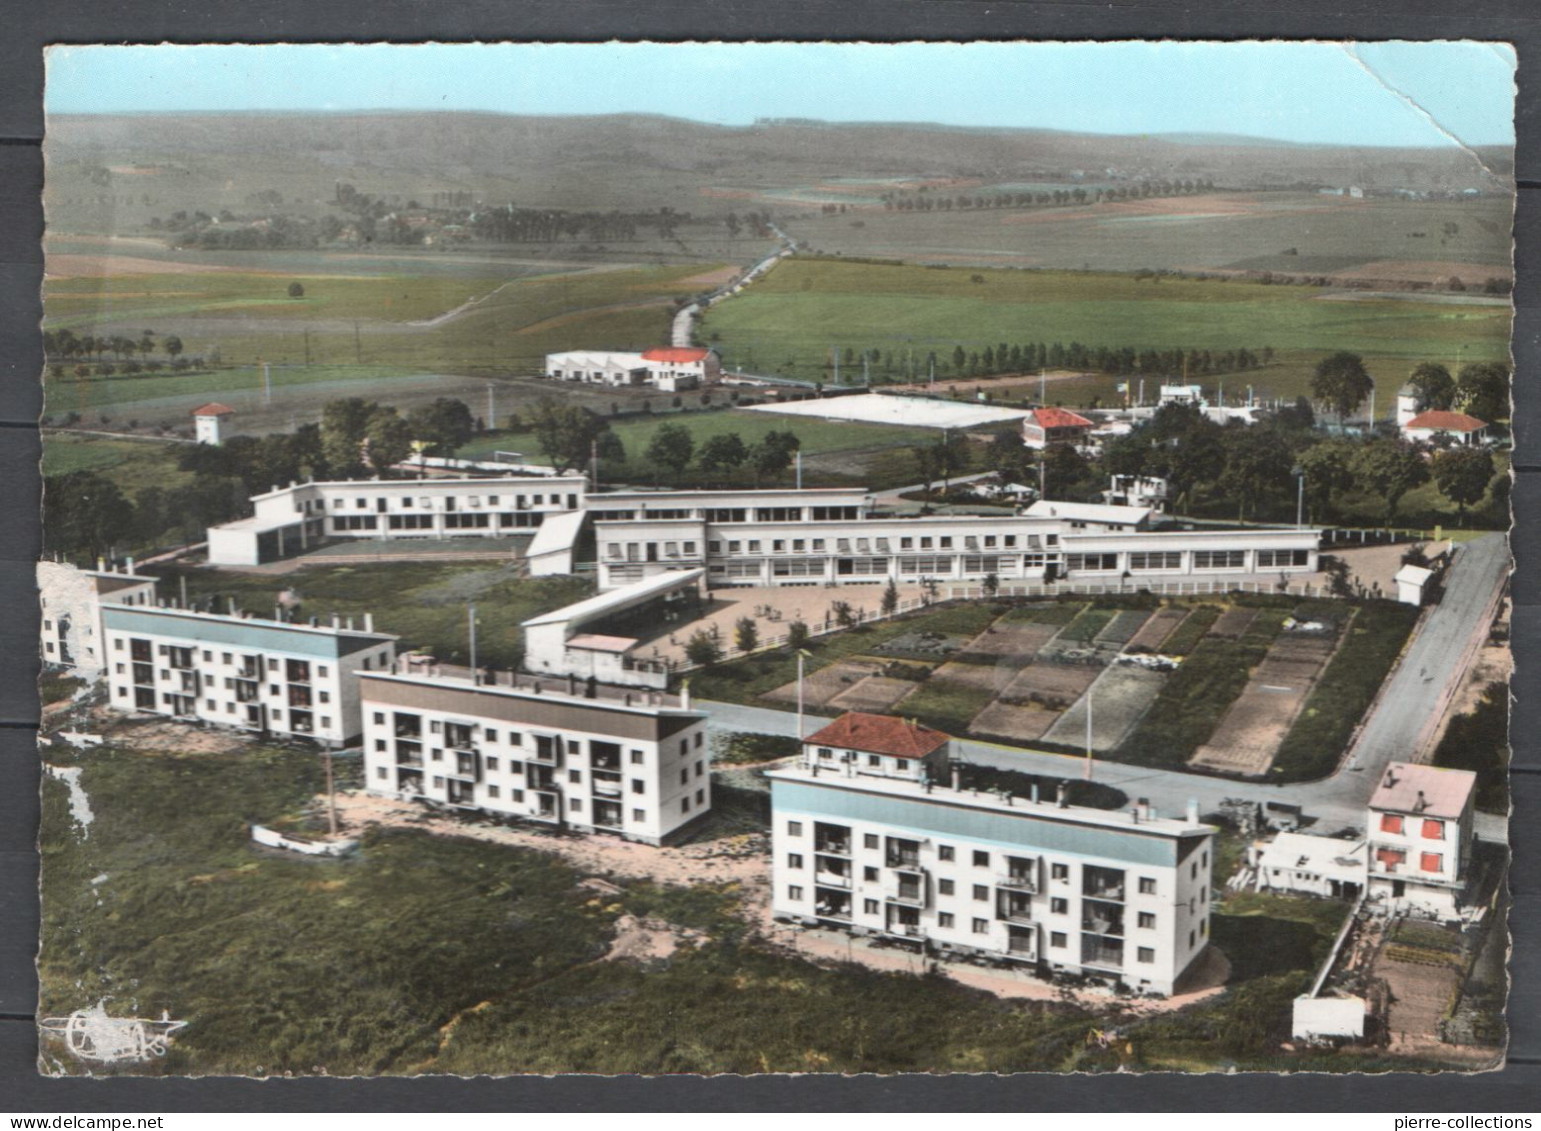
[704,532,1510,841]
[672,226,796,348]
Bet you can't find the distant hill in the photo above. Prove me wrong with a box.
[44,111,1513,235]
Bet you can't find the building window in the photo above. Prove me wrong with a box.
[938,845,955,862]
[631,749,644,764]
[486,757,498,772]
[681,798,690,814]
[486,729,498,743]
[788,885,803,901]
[1051,897,1067,914]
[570,769,583,783]
[864,834,879,850]
[633,809,646,823]
[1422,819,1445,840]
[788,853,804,869]
[373,711,385,725]
[1138,947,1155,964]
[376,766,387,779]
[1138,912,1156,929]
[787,820,803,836]
[1189,930,1197,949]
[695,789,705,805]
[631,780,645,794]
[973,850,989,867]
[868,754,881,767]
[864,866,879,881]
[375,739,385,751]
[1421,852,1444,873]
[1380,814,1404,834]
[938,912,955,928]
[1052,863,1069,881]
[569,798,582,812]
[938,879,955,896]
[973,885,988,901]
[972,918,988,935]
[1051,931,1067,949]
[864,899,879,915]
[487,785,500,799]
[433,776,444,788]
[1139,877,1157,895]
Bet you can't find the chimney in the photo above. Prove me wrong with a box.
[1031,781,1040,804]
[1138,797,1152,822]
[568,674,577,696]
[274,605,282,622]
[228,597,237,616]
[1130,804,1141,824]
[950,764,961,792]
[1186,798,1200,826]
[331,613,340,629]
[96,556,106,571]
[680,683,691,710]
[1056,781,1068,808]
[125,556,135,573]
[364,612,373,633]
[309,616,319,627]
[1415,790,1427,813]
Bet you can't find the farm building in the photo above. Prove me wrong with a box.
[1021,407,1094,449]
[1401,410,1490,447]
[544,346,720,391]
[768,711,1216,995]
[360,664,710,844]
[192,402,234,446]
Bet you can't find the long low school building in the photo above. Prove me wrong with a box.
[768,712,1216,996]
[101,604,398,747]
[206,475,589,567]
[360,667,711,844]
[588,487,1320,591]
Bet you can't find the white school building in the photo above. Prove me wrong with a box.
[205,475,588,567]
[588,486,1321,591]
[101,603,398,747]
[360,666,710,844]
[768,712,1216,995]
[544,347,720,392]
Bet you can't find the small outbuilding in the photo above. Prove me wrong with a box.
[192,403,235,446]
[1394,563,1435,606]
[1402,409,1489,447]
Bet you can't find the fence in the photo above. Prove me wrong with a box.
[946,578,1327,601]
[670,593,936,675]
[1321,526,1441,547]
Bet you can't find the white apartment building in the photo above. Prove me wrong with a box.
[39,560,159,678]
[1366,761,1477,920]
[206,475,588,566]
[101,603,398,747]
[360,666,710,844]
[589,487,1320,591]
[768,711,1216,995]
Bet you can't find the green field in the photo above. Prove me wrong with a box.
[41,432,197,494]
[164,563,591,672]
[699,258,1512,401]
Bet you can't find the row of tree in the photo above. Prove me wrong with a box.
[1310,352,1509,423]
[879,179,1217,212]
[42,328,183,363]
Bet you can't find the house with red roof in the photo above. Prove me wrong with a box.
[1366,761,1477,920]
[544,346,720,391]
[1022,406,1094,449]
[192,402,235,446]
[1401,409,1490,447]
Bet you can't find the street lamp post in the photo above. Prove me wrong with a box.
[1292,465,1306,529]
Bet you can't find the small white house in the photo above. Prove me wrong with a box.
[1292,996,1367,1042]
[1394,564,1435,606]
[192,403,235,446]
[1250,832,1367,900]
[1402,410,1489,447]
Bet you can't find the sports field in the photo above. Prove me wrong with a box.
[699,257,1513,403]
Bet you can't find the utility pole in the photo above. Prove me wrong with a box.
[1368,384,1376,432]
[324,748,338,837]
[303,329,311,367]
[487,382,496,426]
[1040,368,1046,406]
[353,320,363,365]
[591,437,600,490]
[468,603,478,682]
[263,362,272,406]
[832,347,839,386]
[794,449,802,490]
[796,649,811,746]
[1084,687,1094,781]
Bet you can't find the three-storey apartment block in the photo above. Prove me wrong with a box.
[206,475,588,566]
[101,604,398,746]
[590,487,1320,592]
[1366,761,1477,920]
[768,711,1216,995]
[360,666,710,844]
[39,560,158,677]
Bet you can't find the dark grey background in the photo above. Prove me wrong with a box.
[2,0,1537,1111]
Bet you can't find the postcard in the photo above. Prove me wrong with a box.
[36,41,1514,1075]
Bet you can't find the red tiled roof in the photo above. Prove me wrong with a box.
[1405,410,1487,433]
[192,402,235,417]
[1027,407,1093,430]
[804,711,951,759]
[641,347,712,363]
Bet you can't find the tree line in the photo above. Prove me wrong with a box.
[879,179,1216,212]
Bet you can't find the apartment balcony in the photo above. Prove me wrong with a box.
[883,877,928,908]
[813,889,853,922]
[235,679,260,704]
[814,837,851,857]
[592,772,623,799]
[885,852,922,871]
[884,918,925,939]
[1005,926,1038,961]
[995,870,1037,894]
[1081,900,1124,937]
[996,896,1034,925]
[395,755,425,769]
[814,866,852,890]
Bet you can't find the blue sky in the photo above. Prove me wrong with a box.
[44,41,1516,147]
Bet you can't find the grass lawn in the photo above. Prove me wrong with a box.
[163,562,591,671]
[1271,601,1421,782]
[700,258,1511,399]
[41,432,197,494]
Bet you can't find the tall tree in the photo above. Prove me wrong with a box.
[1296,439,1357,520]
[1407,362,1456,412]
[1431,447,1496,522]
[645,423,695,475]
[320,396,377,475]
[406,397,476,456]
[1353,439,1430,522]
[364,407,412,473]
[528,396,611,473]
[697,431,748,473]
[43,471,135,560]
[1311,351,1375,421]
[1456,361,1509,424]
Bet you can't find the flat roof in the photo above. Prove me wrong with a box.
[526,509,586,559]
[1256,832,1367,873]
[102,605,397,659]
[742,393,1030,431]
[209,513,310,535]
[521,568,705,629]
[566,633,638,653]
[360,669,702,719]
[250,475,588,502]
[1024,500,1152,525]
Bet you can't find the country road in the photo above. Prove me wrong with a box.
[704,532,1509,842]
[672,223,796,348]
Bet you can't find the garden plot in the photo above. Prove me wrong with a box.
[968,700,1061,744]
[928,660,1020,694]
[828,675,923,713]
[1041,664,1167,752]
[1094,609,1155,648]
[953,620,1063,666]
[763,659,883,707]
[1188,621,1346,777]
[871,631,971,661]
[1205,606,1260,640]
[997,661,1103,710]
[1126,607,1191,652]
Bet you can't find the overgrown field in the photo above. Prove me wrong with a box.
[699,257,1512,400]
[164,562,591,672]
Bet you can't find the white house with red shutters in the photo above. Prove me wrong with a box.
[1365,761,1477,920]
[544,347,720,392]
[1022,407,1095,449]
